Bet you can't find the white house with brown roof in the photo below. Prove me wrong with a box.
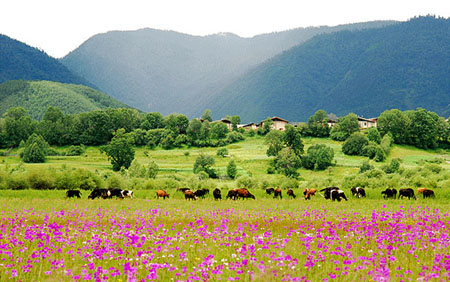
[259,116,289,131]
[238,122,258,131]
[358,117,377,129]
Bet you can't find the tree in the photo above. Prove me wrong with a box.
[217,147,228,157]
[230,115,241,131]
[258,118,273,135]
[187,119,204,142]
[21,133,49,163]
[211,122,228,139]
[4,107,35,147]
[377,109,411,144]
[193,153,217,178]
[201,109,213,122]
[330,113,359,141]
[141,112,164,130]
[405,108,440,149]
[265,130,284,156]
[367,128,381,144]
[302,144,334,170]
[227,159,237,179]
[272,148,302,178]
[307,110,330,137]
[100,128,135,171]
[342,132,369,155]
[283,125,304,156]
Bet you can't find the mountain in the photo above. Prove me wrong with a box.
[211,16,450,122]
[61,21,394,117]
[0,34,90,86]
[0,80,130,120]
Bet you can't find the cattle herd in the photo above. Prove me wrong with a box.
[65,186,436,201]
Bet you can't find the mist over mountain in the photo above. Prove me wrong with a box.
[61,21,394,117]
[211,16,450,122]
[0,34,90,86]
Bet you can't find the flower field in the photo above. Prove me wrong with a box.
[1,199,450,281]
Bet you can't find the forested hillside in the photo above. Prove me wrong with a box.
[0,34,90,86]
[61,21,394,117]
[0,80,130,120]
[211,16,450,122]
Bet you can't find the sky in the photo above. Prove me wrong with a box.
[1,0,449,58]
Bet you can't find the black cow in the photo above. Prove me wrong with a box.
[108,188,123,199]
[66,189,82,198]
[398,188,416,200]
[287,189,296,199]
[320,187,347,202]
[381,188,396,199]
[88,189,110,199]
[351,187,366,198]
[273,188,282,199]
[213,188,222,200]
[202,188,210,195]
[226,189,238,200]
[422,189,435,199]
[194,189,207,199]
[266,188,275,195]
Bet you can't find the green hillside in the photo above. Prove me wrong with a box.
[0,34,91,86]
[211,16,450,122]
[61,21,394,117]
[0,80,131,119]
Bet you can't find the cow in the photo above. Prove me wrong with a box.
[381,188,396,199]
[226,189,238,200]
[351,187,366,198]
[273,188,282,199]
[66,189,82,199]
[213,188,222,200]
[156,190,170,199]
[265,188,275,195]
[417,188,426,194]
[422,189,435,199]
[235,188,255,200]
[303,188,317,200]
[287,189,296,199]
[177,188,191,193]
[88,189,110,199]
[121,190,134,199]
[320,187,347,201]
[194,189,207,199]
[184,190,197,201]
[398,188,416,200]
[392,188,398,199]
[202,188,210,195]
[108,188,123,199]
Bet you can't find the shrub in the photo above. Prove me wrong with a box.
[302,144,334,170]
[367,128,381,144]
[342,133,369,155]
[217,148,229,157]
[147,161,159,179]
[359,161,374,173]
[27,170,53,190]
[193,153,217,178]
[226,131,245,143]
[226,159,237,179]
[236,176,257,189]
[66,145,85,156]
[106,174,126,189]
[380,133,394,155]
[382,158,401,174]
[21,133,49,163]
[6,174,29,190]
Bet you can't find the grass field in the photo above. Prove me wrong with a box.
[1,137,450,281]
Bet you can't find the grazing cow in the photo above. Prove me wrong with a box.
[66,189,82,199]
[398,188,416,200]
[88,189,110,199]
[177,188,191,193]
[320,187,347,201]
[226,189,238,200]
[417,188,426,194]
[108,188,123,199]
[213,188,222,200]
[121,190,134,199]
[287,189,296,199]
[392,188,398,199]
[202,188,210,195]
[194,189,207,199]
[381,188,396,199]
[273,188,282,199]
[266,188,275,195]
[303,188,317,200]
[184,190,197,201]
[235,188,255,200]
[156,190,170,199]
[422,189,435,199]
[351,187,366,198]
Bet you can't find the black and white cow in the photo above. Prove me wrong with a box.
[121,190,134,199]
[108,188,123,199]
[88,189,110,199]
[351,187,366,198]
[320,187,348,202]
[66,189,82,198]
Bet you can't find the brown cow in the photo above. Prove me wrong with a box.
[417,188,426,194]
[184,190,197,201]
[303,188,316,200]
[235,188,255,200]
[156,190,170,199]
[287,189,296,199]
[177,187,191,193]
[273,188,282,199]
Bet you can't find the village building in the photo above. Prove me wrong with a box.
[327,119,337,128]
[259,117,289,131]
[238,122,258,131]
[358,117,377,129]
[213,118,232,130]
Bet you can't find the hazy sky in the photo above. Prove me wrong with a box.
[1,0,449,58]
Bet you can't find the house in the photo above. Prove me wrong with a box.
[259,116,289,131]
[238,122,258,131]
[358,117,377,129]
[214,118,232,130]
[327,119,337,128]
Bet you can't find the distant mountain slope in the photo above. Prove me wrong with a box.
[61,21,394,117]
[0,34,90,86]
[211,16,450,122]
[0,80,130,120]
